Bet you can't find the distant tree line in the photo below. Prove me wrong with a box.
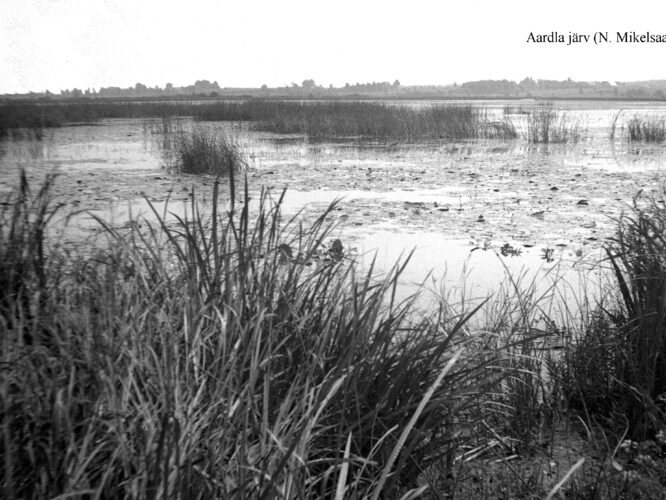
[4,78,666,101]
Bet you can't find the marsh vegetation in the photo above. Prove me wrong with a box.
[610,110,666,143]
[3,99,666,497]
[626,115,666,143]
[3,167,666,497]
[525,108,587,144]
[1,100,518,142]
[166,127,248,175]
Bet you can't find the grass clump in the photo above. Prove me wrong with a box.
[0,171,61,342]
[555,193,666,440]
[0,172,508,498]
[526,108,587,144]
[626,114,666,142]
[167,128,247,175]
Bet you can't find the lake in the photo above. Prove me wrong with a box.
[1,100,665,313]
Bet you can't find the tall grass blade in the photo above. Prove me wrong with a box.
[371,349,462,500]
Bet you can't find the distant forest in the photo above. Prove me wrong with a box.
[4,77,666,101]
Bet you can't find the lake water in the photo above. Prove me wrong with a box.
[1,100,665,316]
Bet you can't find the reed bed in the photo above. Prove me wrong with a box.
[548,192,666,446]
[0,172,520,498]
[625,114,666,142]
[3,170,666,496]
[166,128,247,175]
[245,102,518,140]
[526,109,587,144]
[502,104,530,115]
[191,100,518,141]
[0,100,517,142]
[0,102,196,139]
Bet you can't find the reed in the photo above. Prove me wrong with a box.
[192,101,519,140]
[626,114,666,142]
[526,109,587,144]
[0,100,518,142]
[0,172,511,498]
[0,101,196,139]
[244,101,517,141]
[609,108,625,141]
[4,172,666,496]
[166,128,247,175]
[554,193,666,440]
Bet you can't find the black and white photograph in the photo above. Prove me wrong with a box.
[3,1,666,497]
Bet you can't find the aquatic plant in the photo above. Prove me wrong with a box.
[555,193,666,440]
[0,101,196,139]
[242,101,518,141]
[0,100,519,143]
[626,114,666,142]
[5,172,666,497]
[167,127,247,175]
[0,173,513,498]
[526,108,587,144]
[609,108,625,141]
[0,171,60,341]
[503,104,530,115]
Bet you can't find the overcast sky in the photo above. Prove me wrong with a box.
[1,0,664,93]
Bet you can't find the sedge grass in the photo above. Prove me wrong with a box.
[603,194,666,437]
[553,192,666,440]
[5,171,666,497]
[626,114,666,143]
[526,108,587,144]
[1,172,510,498]
[165,128,247,175]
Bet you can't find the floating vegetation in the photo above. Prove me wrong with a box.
[500,242,522,257]
[541,247,555,262]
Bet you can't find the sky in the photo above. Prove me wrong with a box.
[1,0,665,94]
